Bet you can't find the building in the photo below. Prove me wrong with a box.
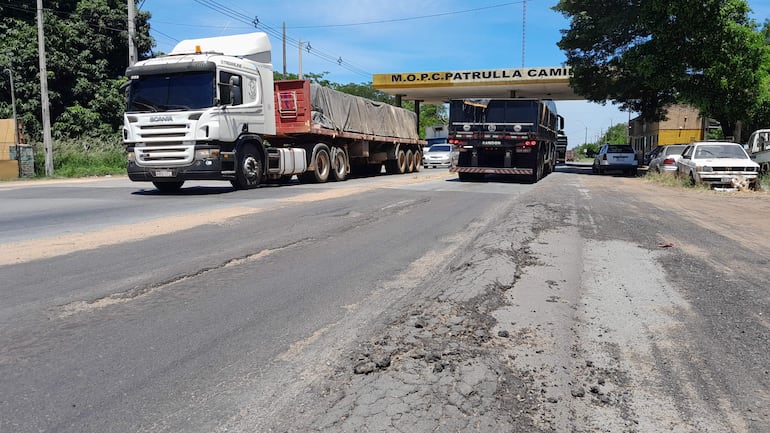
[628,105,708,157]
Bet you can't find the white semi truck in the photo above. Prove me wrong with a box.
[122,32,425,192]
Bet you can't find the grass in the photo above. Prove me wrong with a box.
[643,170,767,192]
[31,137,126,178]
[643,170,697,189]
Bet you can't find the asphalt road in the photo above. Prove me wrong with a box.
[0,165,768,432]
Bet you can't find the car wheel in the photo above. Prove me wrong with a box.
[689,172,696,186]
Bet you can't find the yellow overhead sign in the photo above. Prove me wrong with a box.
[373,67,572,88]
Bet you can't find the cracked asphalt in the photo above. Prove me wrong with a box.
[1,169,768,432]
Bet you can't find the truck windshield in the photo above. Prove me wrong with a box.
[127,72,215,112]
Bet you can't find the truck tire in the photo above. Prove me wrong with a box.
[232,144,263,190]
[300,147,331,183]
[529,153,544,183]
[405,150,415,173]
[331,148,347,182]
[413,150,422,171]
[152,181,184,192]
[385,149,407,174]
[458,172,473,181]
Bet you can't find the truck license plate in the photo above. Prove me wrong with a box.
[721,176,733,183]
[154,169,174,177]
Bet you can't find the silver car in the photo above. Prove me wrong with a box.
[423,143,454,168]
[648,145,687,173]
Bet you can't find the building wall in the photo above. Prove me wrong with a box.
[629,105,704,157]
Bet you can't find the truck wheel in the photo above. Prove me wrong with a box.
[405,150,415,173]
[233,144,262,189]
[385,149,407,174]
[530,154,543,183]
[331,148,347,182]
[413,150,422,171]
[458,172,473,182]
[153,181,184,192]
[300,147,331,183]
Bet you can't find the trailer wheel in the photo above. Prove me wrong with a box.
[300,147,331,183]
[385,149,407,174]
[232,144,263,189]
[405,150,415,173]
[331,148,348,182]
[413,150,422,171]
[152,181,184,193]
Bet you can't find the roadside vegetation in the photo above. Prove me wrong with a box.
[30,137,125,178]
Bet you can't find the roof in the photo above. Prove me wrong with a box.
[372,67,578,104]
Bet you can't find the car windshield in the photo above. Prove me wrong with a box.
[694,145,747,159]
[429,145,452,152]
[607,145,633,153]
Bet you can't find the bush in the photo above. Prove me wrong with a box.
[32,136,125,178]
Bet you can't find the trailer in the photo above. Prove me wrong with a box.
[122,32,425,192]
[447,98,562,182]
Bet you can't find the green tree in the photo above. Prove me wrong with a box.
[601,123,629,145]
[553,0,770,140]
[0,0,154,140]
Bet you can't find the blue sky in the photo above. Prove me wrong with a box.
[141,0,769,147]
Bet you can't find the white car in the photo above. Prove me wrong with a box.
[423,143,455,168]
[592,144,639,175]
[676,142,759,189]
[648,144,687,173]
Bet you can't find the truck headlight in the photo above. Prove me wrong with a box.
[195,148,220,160]
[698,166,713,173]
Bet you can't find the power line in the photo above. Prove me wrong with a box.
[287,0,528,29]
[190,0,372,78]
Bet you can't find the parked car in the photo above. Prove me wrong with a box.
[745,128,770,174]
[648,145,688,174]
[592,144,639,175]
[644,147,662,166]
[676,141,759,189]
[423,143,455,168]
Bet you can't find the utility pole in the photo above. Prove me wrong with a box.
[36,0,53,176]
[282,22,287,78]
[127,0,137,66]
[521,0,527,67]
[298,38,303,79]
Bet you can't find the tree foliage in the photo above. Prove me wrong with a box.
[0,0,153,140]
[554,0,770,140]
